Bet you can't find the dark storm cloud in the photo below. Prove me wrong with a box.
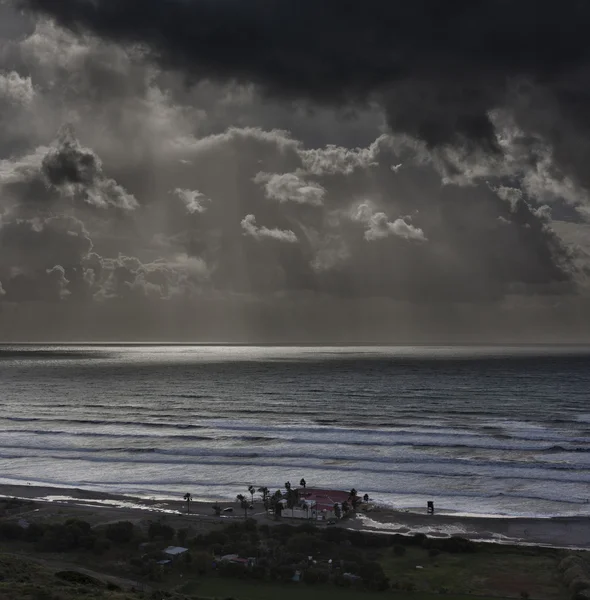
[0,131,138,213]
[1,3,589,342]
[17,0,590,150]
[41,133,138,211]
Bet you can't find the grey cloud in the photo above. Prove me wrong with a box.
[241,214,298,244]
[17,0,590,157]
[254,172,325,206]
[0,215,92,302]
[351,200,427,242]
[173,188,210,214]
[0,70,33,105]
[0,10,587,341]
[42,133,138,211]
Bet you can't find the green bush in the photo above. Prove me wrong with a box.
[443,536,477,553]
[104,521,135,543]
[218,561,249,579]
[191,551,213,574]
[55,571,103,587]
[24,523,45,542]
[177,527,189,546]
[148,521,175,541]
[250,565,267,580]
[92,537,111,555]
[37,521,95,552]
[413,533,428,545]
[303,568,329,585]
[270,565,296,583]
[393,545,406,556]
[0,522,23,540]
[204,531,228,546]
[286,533,327,555]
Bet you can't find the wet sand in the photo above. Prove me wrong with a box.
[1,483,589,549]
[354,509,590,549]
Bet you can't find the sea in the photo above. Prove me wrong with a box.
[1,344,590,518]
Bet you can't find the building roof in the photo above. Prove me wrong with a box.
[297,488,359,511]
[163,546,189,556]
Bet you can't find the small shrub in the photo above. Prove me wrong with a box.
[148,521,175,541]
[393,545,406,556]
[92,537,111,555]
[104,521,135,543]
[55,571,102,587]
[177,528,188,545]
[0,522,23,540]
[24,523,45,542]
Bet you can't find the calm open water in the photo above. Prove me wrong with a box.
[1,345,590,517]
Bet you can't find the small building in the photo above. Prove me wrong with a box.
[219,554,239,563]
[281,488,361,521]
[163,546,189,559]
[218,554,256,568]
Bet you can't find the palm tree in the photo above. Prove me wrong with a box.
[258,486,270,508]
[300,478,307,489]
[271,490,283,520]
[236,494,249,519]
[183,493,192,515]
[248,485,255,504]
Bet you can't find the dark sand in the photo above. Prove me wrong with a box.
[1,484,589,549]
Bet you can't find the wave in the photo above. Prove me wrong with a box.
[2,443,590,481]
[1,425,589,454]
[1,458,587,507]
[2,417,207,430]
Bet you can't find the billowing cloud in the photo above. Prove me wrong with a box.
[254,172,325,206]
[41,133,138,211]
[0,3,588,341]
[18,0,590,157]
[352,201,426,242]
[241,214,298,243]
[0,71,34,106]
[173,188,210,214]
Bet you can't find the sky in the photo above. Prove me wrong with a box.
[1,0,590,342]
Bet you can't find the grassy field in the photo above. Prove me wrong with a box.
[379,546,566,599]
[186,577,504,600]
[0,554,140,600]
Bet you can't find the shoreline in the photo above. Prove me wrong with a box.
[1,483,589,550]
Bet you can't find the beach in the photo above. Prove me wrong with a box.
[2,483,589,550]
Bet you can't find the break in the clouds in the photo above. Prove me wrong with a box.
[0,1,589,341]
